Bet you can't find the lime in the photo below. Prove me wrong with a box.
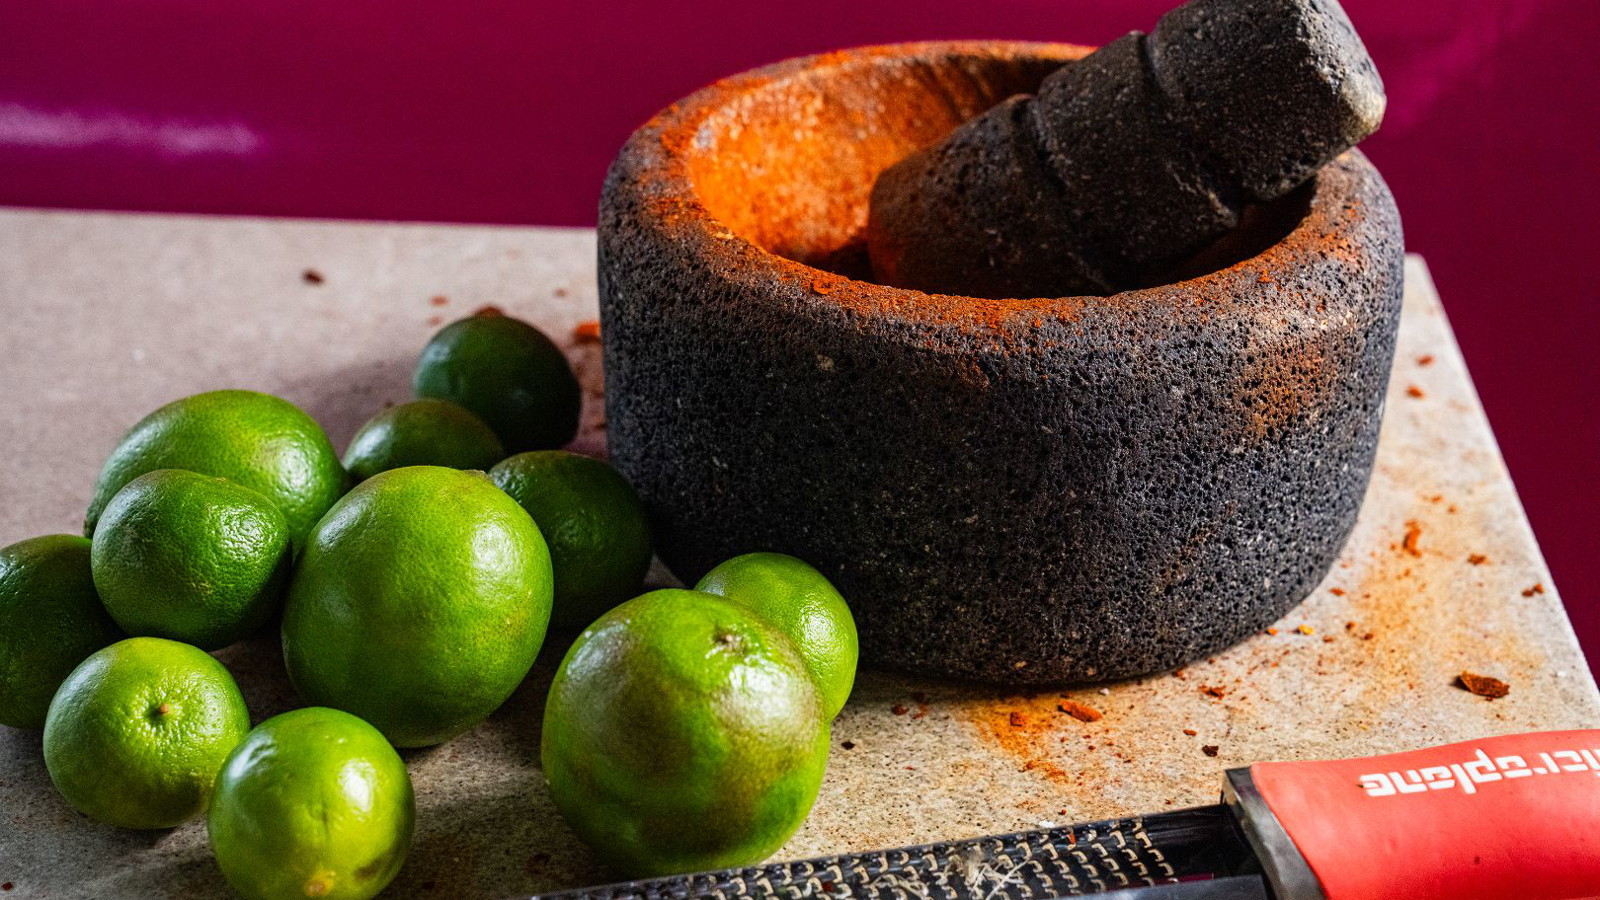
[695,553,858,719]
[342,398,504,482]
[413,311,580,452]
[43,637,250,828]
[0,535,124,729]
[489,451,652,630]
[282,466,553,747]
[209,707,415,900]
[91,470,291,651]
[542,589,829,877]
[84,390,348,548]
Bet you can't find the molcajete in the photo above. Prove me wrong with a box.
[597,41,1404,684]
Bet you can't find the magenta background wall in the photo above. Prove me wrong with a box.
[3,0,1596,654]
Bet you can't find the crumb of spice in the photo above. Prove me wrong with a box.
[573,320,602,344]
[891,704,909,716]
[1328,587,1346,596]
[1467,554,1488,565]
[1522,583,1545,597]
[1057,700,1102,723]
[430,295,449,307]
[301,268,324,285]
[1009,711,1027,727]
[1405,385,1425,399]
[1202,745,1220,757]
[1295,624,1315,636]
[2,884,11,892]
[1457,672,1510,700]
[1417,354,1435,366]
[1402,521,1423,557]
[1322,635,1335,643]
[474,304,506,317]
[1201,686,1227,700]
[1264,627,1278,635]
[841,740,855,750]
[426,315,443,327]
[1182,728,1198,736]
[554,287,568,298]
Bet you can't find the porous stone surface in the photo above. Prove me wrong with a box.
[600,41,1406,684]
[868,0,1386,298]
[863,95,1111,300]
[1030,32,1244,289]
[1150,0,1387,200]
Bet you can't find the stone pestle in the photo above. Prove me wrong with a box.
[866,0,1386,299]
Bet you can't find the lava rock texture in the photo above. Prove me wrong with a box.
[868,0,1386,299]
[598,42,1404,684]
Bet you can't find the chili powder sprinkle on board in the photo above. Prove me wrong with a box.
[1401,521,1423,557]
[1056,700,1103,723]
[1457,672,1510,700]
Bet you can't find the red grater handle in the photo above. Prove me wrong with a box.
[1249,729,1600,900]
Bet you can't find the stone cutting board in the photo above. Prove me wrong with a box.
[0,208,1594,898]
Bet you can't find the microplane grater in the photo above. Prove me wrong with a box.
[529,807,1256,900]
[527,730,1600,900]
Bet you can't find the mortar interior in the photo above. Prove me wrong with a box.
[678,46,1312,296]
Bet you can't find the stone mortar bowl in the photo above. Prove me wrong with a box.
[598,41,1404,684]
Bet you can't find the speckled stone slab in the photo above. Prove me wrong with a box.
[0,209,1593,898]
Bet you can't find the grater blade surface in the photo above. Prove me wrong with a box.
[528,805,1254,900]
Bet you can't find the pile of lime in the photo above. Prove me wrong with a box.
[0,308,859,895]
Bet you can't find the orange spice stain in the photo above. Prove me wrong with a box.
[1401,521,1424,557]
[631,40,1375,354]
[965,691,1114,785]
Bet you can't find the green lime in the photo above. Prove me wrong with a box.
[0,535,124,729]
[695,553,858,719]
[91,470,291,651]
[282,465,553,747]
[209,707,415,900]
[341,398,504,482]
[43,637,250,828]
[84,390,348,548]
[542,589,829,878]
[413,311,580,453]
[489,451,652,630]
